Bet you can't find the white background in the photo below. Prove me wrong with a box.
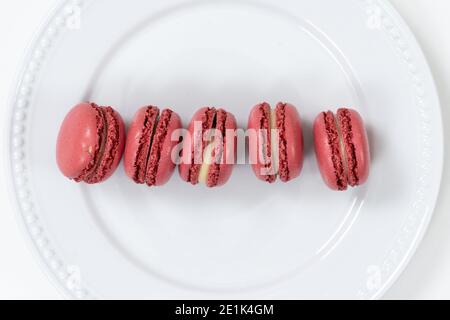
[0,0,449,300]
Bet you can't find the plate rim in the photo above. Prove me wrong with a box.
[5,0,444,300]
[5,0,91,300]
[360,0,444,300]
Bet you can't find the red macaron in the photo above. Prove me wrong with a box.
[313,108,370,191]
[124,106,182,187]
[248,102,304,183]
[179,107,237,188]
[56,102,126,184]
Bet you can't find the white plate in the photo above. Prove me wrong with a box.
[7,0,443,299]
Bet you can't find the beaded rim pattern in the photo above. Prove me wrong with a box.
[7,0,91,300]
[6,0,442,300]
[357,0,442,299]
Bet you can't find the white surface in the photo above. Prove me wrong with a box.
[0,0,449,300]
[7,0,443,300]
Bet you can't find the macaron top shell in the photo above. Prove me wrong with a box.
[314,111,347,190]
[205,109,237,187]
[146,109,182,186]
[179,107,217,185]
[337,108,370,186]
[56,102,125,184]
[57,102,101,180]
[124,106,159,184]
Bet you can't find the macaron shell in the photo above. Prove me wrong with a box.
[86,107,125,184]
[338,108,370,186]
[207,110,237,187]
[123,106,159,183]
[153,111,183,186]
[313,112,347,191]
[179,107,216,184]
[248,103,276,183]
[56,102,102,180]
[277,103,304,182]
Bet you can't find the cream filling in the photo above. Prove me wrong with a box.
[270,109,279,176]
[198,142,215,184]
[198,115,217,185]
[334,114,349,180]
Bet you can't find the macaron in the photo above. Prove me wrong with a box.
[56,102,126,184]
[248,102,304,183]
[179,107,237,188]
[124,106,182,187]
[313,108,370,191]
